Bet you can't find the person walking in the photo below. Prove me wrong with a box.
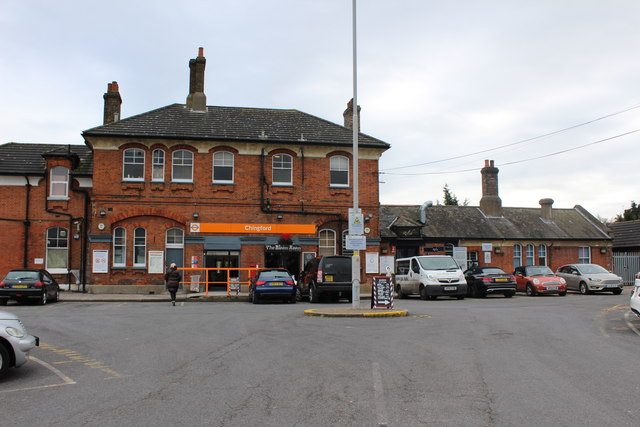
[165,263,182,306]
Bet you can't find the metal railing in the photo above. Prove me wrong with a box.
[613,252,640,285]
[178,267,260,296]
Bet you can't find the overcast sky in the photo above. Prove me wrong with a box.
[2,1,639,220]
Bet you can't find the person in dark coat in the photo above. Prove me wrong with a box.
[165,263,182,306]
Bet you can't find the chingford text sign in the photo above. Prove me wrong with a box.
[190,223,316,234]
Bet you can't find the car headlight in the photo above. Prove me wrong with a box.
[5,326,25,338]
[533,279,540,285]
[588,278,601,282]
[559,278,566,284]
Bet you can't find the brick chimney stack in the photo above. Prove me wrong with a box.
[479,160,503,217]
[539,198,554,221]
[186,47,207,111]
[103,81,122,125]
[343,99,361,131]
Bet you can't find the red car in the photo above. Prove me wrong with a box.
[514,265,567,296]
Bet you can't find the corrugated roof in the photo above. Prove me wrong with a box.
[609,220,640,248]
[0,143,93,175]
[380,204,611,241]
[82,104,390,149]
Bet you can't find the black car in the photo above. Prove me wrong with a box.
[298,255,353,303]
[464,266,516,298]
[0,269,60,305]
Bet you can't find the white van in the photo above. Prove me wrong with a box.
[395,255,467,300]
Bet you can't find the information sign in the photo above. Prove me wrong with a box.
[345,234,366,250]
[371,276,394,309]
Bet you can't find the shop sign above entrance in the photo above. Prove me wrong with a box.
[190,223,316,234]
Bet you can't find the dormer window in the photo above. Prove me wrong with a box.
[123,148,145,181]
[49,166,69,198]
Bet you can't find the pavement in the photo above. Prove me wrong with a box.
[57,290,409,317]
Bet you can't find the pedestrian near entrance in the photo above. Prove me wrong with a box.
[165,263,182,306]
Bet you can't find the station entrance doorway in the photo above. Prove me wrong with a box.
[264,245,301,279]
[204,250,239,289]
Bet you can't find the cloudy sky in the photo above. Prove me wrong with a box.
[2,1,639,220]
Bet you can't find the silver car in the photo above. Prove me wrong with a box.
[555,264,623,295]
[0,310,39,378]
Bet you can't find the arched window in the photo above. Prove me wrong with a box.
[513,244,522,268]
[213,151,234,183]
[330,156,349,187]
[152,149,165,182]
[46,227,68,271]
[272,153,292,185]
[172,150,193,182]
[113,227,126,267]
[318,229,336,256]
[49,166,69,198]
[538,245,547,266]
[134,227,146,267]
[123,148,145,181]
[525,244,535,266]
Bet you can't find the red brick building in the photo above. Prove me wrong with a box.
[380,160,613,273]
[0,49,390,293]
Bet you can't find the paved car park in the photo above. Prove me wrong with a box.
[1,289,639,426]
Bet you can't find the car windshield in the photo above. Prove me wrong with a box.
[417,257,459,270]
[4,271,39,280]
[258,270,291,280]
[481,267,506,274]
[525,266,554,276]
[577,264,609,274]
[322,258,351,273]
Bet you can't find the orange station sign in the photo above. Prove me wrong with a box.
[189,223,316,235]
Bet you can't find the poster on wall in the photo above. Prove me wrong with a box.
[379,256,395,275]
[302,252,316,267]
[92,250,108,273]
[365,252,379,274]
[148,251,164,274]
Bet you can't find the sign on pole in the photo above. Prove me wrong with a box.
[345,234,366,250]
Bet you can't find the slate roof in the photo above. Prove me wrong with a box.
[0,143,93,175]
[82,104,390,149]
[380,204,611,241]
[608,220,640,248]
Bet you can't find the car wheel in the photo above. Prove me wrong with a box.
[579,282,590,295]
[612,289,622,295]
[419,286,428,300]
[0,299,7,306]
[526,284,536,296]
[252,293,260,304]
[290,296,297,304]
[0,344,10,378]
[504,292,514,298]
[396,284,407,299]
[457,295,465,300]
[295,287,302,302]
[558,292,567,296]
[39,291,47,306]
[309,284,319,303]
[53,288,60,302]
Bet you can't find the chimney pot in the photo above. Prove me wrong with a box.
[479,159,502,216]
[103,81,122,125]
[186,49,207,111]
[343,98,361,131]
[198,47,204,57]
[539,198,554,221]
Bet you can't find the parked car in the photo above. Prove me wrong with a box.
[555,264,623,295]
[395,255,466,300]
[298,256,353,303]
[0,269,60,305]
[514,265,567,296]
[464,266,516,298]
[0,310,39,378]
[630,272,640,317]
[249,268,297,304]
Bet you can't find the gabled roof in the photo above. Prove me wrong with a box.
[380,204,611,241]
[82,104,390,149]
[608,220,640,248]
[0,143,93,175]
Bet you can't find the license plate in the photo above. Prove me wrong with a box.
[495,278,508,282]
[325,275,333,282]
[13,285,28,289]
[606,284,619,288]
[546,286,558,291]
[444,286,457,291]
[270,282,283,286]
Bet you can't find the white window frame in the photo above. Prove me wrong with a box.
[166,228,184,248]
[318,229,336,256]
[213,151,234,184]
[123,148,145,181]
[330,155,349,187]
[525,244,535,266]
[578,246,591,264]
[538,244,547,266]
[172,150,194,183]
[46,227,68,273]
[513,244,522,268]
[134,227,146,267]
[152,149,165,182]
[113,227,126,267]
[49,166,69,199]
[272,153,293,186]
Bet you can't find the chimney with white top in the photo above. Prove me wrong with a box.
[103,81,122,125]
[479,160,503,217]
[186,47,207,111]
